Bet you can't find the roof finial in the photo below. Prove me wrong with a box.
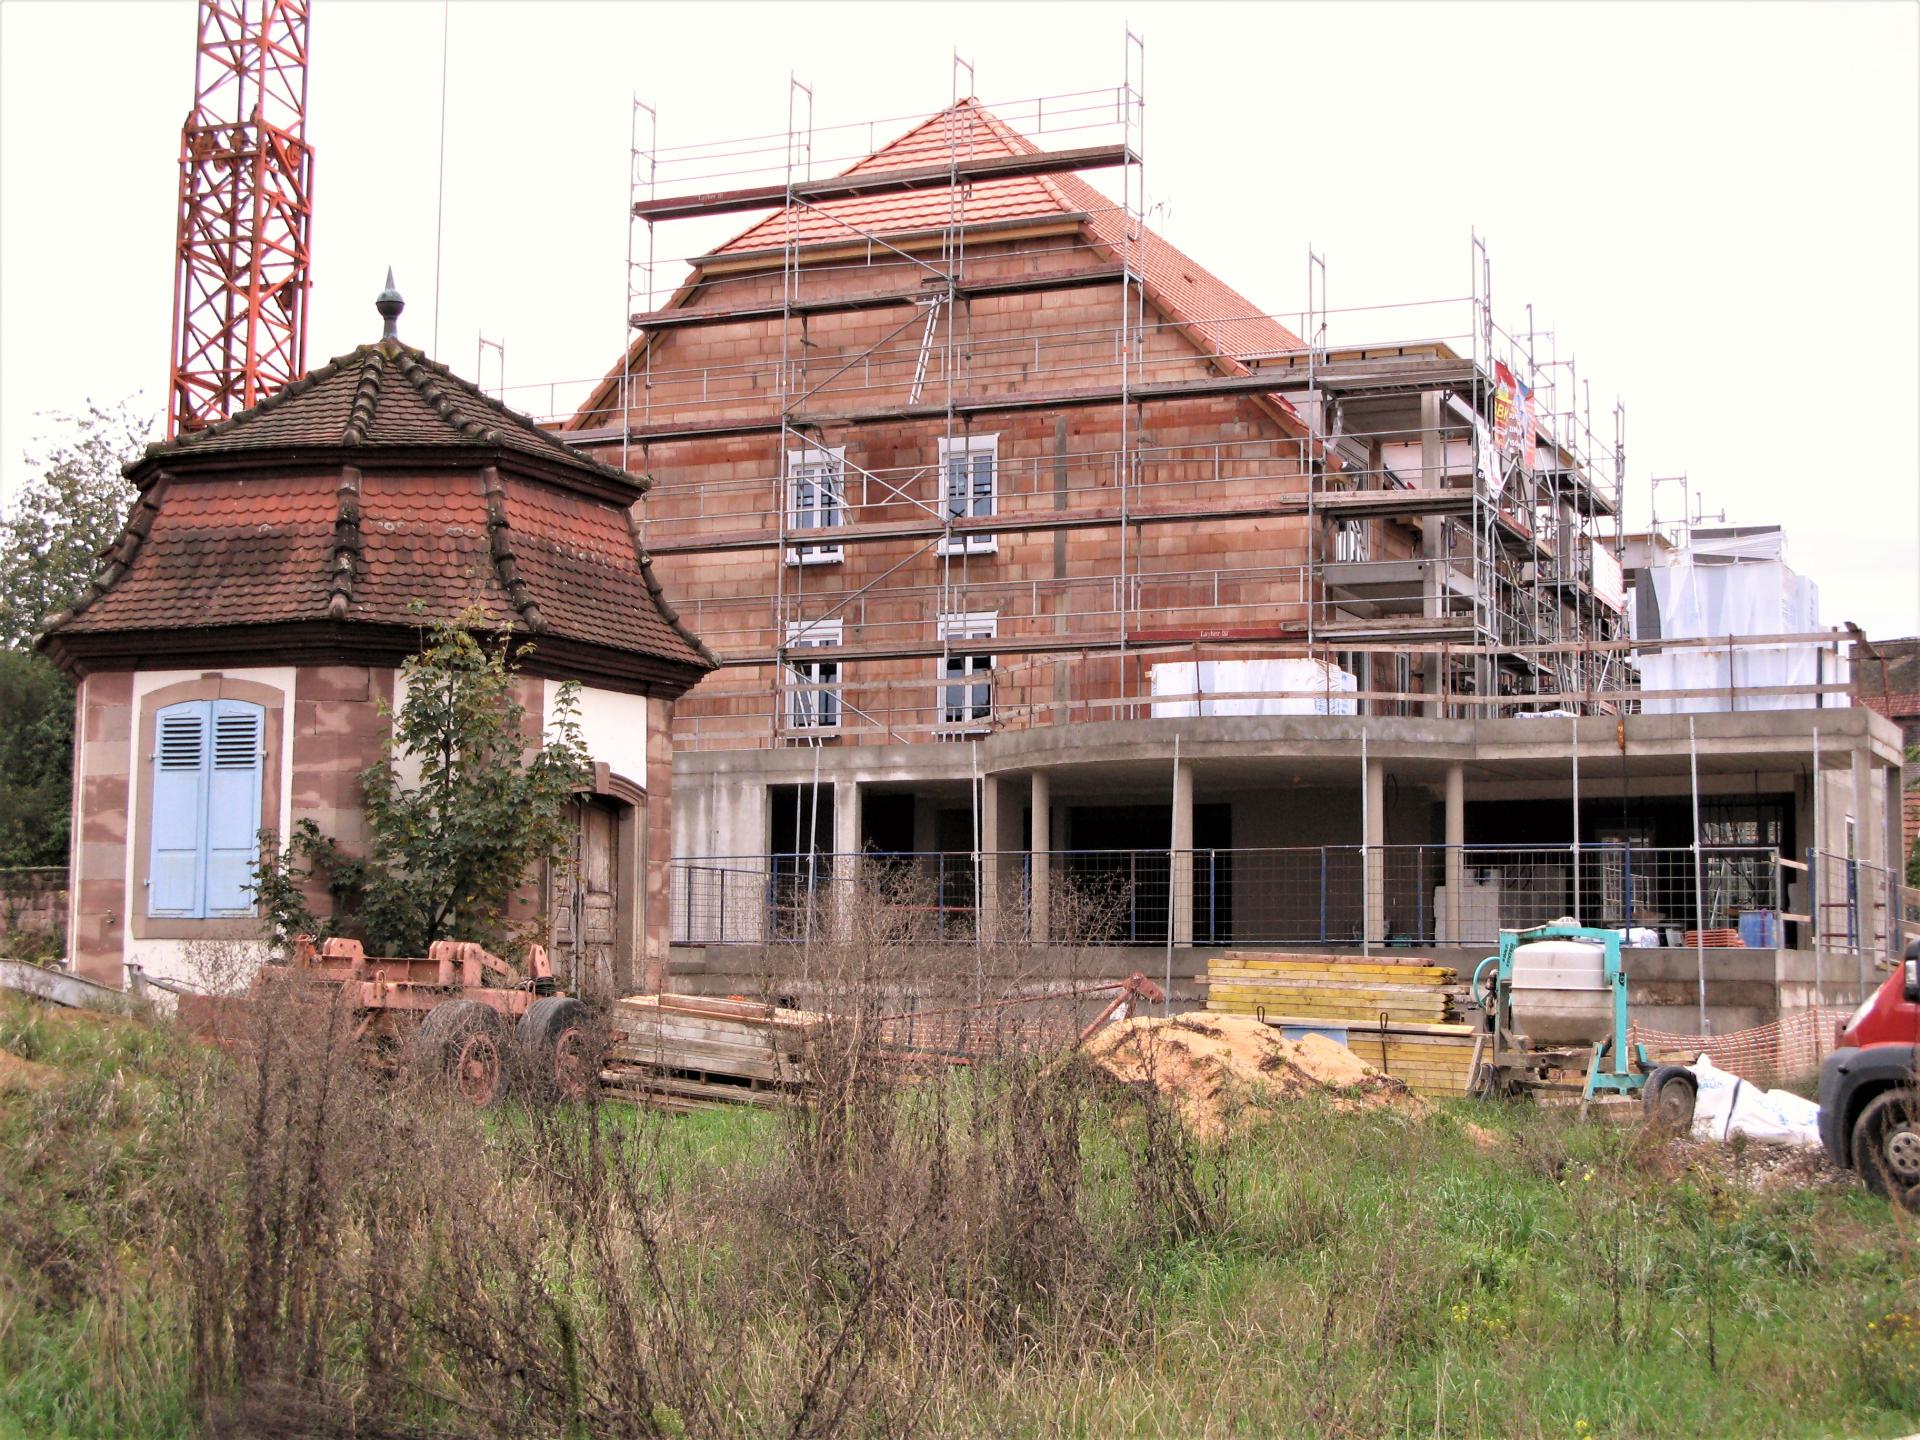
[375,268,404,340]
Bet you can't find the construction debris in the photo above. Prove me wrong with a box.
[602,993,818,1111]
[1080,1012,1421,1137]
[1202,953,1479,1096]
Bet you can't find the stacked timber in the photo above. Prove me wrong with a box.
[1202,953,1479,1096]
[1334,1020,1481,1097]
[603,993,817,1111]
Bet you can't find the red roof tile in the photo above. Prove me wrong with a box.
[42,338,715,680]
[715,100,1302,370]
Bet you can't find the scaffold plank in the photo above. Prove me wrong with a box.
[632,143,1140,222]
[566,357,1485,448]
[630,265,1126,331]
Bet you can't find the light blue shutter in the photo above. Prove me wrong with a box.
[204,700,264,915]
[149,703,209,916]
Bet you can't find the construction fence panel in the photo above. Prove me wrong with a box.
[1808,848,1903,961]
[672,845,1789,950]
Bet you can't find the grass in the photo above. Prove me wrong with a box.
[1,991,1916,1439]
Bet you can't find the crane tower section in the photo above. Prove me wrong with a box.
[167,0,314,437]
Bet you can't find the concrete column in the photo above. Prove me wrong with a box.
[829,779,861,941]
[1365,758,1388,945]
[1171,760,1194,947]
[1444,763,1465,945]
[979,773,1003,942]
[1030,769,1052,945]
[832,779,861,860]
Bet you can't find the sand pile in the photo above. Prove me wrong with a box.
[1080,1012,1421,1136]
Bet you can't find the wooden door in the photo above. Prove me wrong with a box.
[553,796,621,995]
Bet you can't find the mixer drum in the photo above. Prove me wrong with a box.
[1507,938,1613,1045]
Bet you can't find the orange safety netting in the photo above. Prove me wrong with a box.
[1628,1006,1856,1087]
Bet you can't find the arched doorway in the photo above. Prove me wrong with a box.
[549,767,646,998]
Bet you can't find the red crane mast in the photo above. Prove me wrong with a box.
[167,0,314,437]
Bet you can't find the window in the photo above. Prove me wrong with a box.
[786,445,845,565]
[148,699,264,918]
[937,434,997,554]
[785,619,842,731]
[1334,518,1369,563]
[938,612,996,729]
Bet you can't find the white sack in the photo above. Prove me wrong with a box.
[1686,1053,1823,1147]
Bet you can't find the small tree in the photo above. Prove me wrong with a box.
[0,651,72,868]
[259,617,590,956]
[1,398,149,649]
[0,398,153,868]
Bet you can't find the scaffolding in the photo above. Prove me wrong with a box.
[566,52,1636,749]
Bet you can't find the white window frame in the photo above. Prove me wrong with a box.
[936,433,998,555]
[785,445,846,566]
[1334,517,1370,564]
[784,618,843,731]
[936,611,996,732]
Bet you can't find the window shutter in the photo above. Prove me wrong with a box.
[149,703,209,916]
[204,700,265,915]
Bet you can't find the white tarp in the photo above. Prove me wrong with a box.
[1686,1054,1823,1148]
[1149,658,1358,718]
[1635,550,1842,714]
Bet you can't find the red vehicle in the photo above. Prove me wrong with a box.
[1817,938,1920,1212]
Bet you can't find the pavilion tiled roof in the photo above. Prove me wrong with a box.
[715,99,1304,373]
[155,338,641,481]
[42,332,715,680]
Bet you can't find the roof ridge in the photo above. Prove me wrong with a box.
[481,465,548,634]
[341,347,385,445]
[623,504,720,669]
[38,489,165,635]
[325,465,363,620]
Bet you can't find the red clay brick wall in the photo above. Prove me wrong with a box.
[611,230,1332,749]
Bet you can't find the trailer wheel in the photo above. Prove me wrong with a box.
[413,1000,510,1107]
[517,996,595,1101]
[1852,1089,1920,1212]
[1641,1065,1698,1132]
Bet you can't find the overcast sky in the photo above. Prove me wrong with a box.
[3,0,1916,636]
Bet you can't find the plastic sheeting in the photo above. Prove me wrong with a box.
[1634,549,1840,713]
[1686,1054,1823,1147]
[1149,658,1358,718]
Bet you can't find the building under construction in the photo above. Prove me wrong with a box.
[556,65,1908,1010]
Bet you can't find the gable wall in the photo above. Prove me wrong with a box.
[603,229,1411,747]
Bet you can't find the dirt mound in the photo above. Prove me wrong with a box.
[1080,1012,1421,1136]
[0,1047,58,1093]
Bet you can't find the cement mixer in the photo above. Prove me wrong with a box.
[1469,921,1653,1104]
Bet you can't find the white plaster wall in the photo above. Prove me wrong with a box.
[548,680,648,790]
[121,666,294,988]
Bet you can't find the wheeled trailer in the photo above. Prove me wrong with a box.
[272,935,595,1105]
